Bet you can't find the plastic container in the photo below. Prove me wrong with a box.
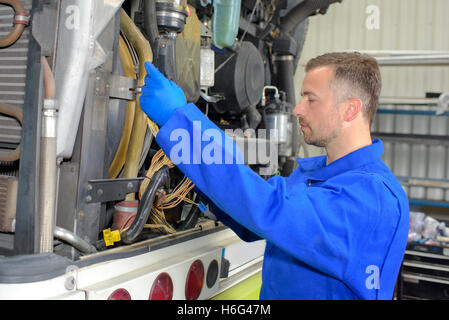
[212,0,241,49]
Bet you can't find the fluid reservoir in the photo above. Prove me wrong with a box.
[212,0,241,49]
[263,87,293,157]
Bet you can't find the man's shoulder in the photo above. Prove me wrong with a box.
[329,161,407,201]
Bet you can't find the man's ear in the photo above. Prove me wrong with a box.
[343,98,363,122]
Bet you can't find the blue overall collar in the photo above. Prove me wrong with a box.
[296,139,384,181]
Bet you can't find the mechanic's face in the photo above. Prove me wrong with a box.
[293,66,343,148]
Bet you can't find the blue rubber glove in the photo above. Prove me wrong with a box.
[139,62,187,127]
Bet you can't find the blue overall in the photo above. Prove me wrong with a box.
[155,103,410,300]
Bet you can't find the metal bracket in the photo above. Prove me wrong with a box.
[85,177,144,203]
[108,74,138,100]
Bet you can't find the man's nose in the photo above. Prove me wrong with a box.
[293,98,305,118]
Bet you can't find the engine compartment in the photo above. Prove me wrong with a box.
[0,0,341,261]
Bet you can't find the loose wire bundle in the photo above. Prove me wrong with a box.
[139,119,198,234]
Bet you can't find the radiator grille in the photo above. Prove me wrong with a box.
[0,1,32,153]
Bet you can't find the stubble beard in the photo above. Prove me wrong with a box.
[301,116,342,148]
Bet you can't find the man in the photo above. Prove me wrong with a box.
[139,52,409,300]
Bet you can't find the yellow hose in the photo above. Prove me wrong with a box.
[120,9,153,200]
[108,36,136,179]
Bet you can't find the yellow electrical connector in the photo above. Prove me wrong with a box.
[103,228,121,246]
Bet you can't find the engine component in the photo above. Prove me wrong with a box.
[54,226,97,254]
[211,0,241,49]
[111,200,138,231]
[200,47,214,88]
[263,86,293,157]
[55,0,124,158]
[155,0,188,33]
[153,33,178,81]
[0,0,28,48]
[280,0,342,34]
[199,22,214,89]
[121,165,169,244]
[151,0,188,85]
[175,5,201,102]
[0,0,29,163]
[38,56,57,254]
[212,41,265,115]
[0,175,18,233]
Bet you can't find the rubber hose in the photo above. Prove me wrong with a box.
[275,58,299,162]
[280,0,341,34]
[177,194,201,231]
[0,0,26,48]
[121,165,169,244]
[108,36,136,178]
[120,9,153,200]
[143,0,159,48]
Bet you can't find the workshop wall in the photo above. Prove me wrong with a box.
[294,0,449,202]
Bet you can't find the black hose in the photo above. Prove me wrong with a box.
[275,57,299,176]
[280,0,342,34]
[121,165,169,244]
[143,0,159,47]
[177,194,201,231]
[245,105,262,129]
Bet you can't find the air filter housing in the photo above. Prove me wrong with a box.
[212,41,265,115]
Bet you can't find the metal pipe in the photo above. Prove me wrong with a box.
[54,226,97,254]
[397,176,449,189]
[357,50,449,56]
[38,56,57,253]
[376,55,449,66]
[379,97,439,106]
[0,0,27,47]
[377,109,449,116]
[409,199,449,209]
[371,132,449,146]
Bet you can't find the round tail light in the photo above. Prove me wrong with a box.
[185,259,204,300]
[149,272,174,300]
[107,288,131,300]
[206,259,219,288]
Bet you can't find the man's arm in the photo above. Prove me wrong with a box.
[194,187,263,243]
[155,103,393,281]
[139,62,401,285]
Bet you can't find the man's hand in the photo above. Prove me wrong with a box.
[139,62,187,127]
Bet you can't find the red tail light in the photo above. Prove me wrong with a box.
[107,288,131,300]
[185,259,204,300]
[149,272,174,300]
